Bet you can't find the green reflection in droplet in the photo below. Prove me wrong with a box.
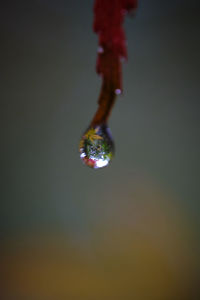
[79,124,114,169]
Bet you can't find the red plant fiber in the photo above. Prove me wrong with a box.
[91,0,137,126]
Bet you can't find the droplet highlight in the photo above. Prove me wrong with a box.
[79,125,114,169]
[115,88,122,95]
[97,46,104,53]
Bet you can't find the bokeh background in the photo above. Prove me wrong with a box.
[1,0,200,299]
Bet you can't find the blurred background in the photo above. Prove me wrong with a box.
[1,0,200,299]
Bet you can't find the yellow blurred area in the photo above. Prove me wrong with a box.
[1,179,198,300]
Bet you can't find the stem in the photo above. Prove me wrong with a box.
[91,0,137,127]
[91,51,121,126]
[91,81,116,126]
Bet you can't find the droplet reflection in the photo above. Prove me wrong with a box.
[79,125,114,169]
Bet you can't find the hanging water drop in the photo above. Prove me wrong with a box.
[79,124,114,169]
[115,88,122,95]
[79,0,137,169]
[97,46,104,53]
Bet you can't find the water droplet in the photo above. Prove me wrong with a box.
[97,46,104,53]
[79,124,114,169]
[115,88,122,95]
[120,56,126,63]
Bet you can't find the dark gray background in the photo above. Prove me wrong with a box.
[1,0,200,299]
